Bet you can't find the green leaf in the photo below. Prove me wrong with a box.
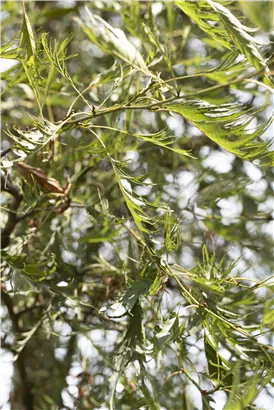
[207,0,267,70]
[113,164,159,234]
[121,280,152,313]
[123,303,148,352]
[136,129,192,158]
[20,2,36,61]
[5,127,45,160]
[166,101,274,165]
[198,176,249,208]
[2,251,56,281]
[204,51,250,83]
[239,1,274,33]
[89,61,127,87]
[1,40,23,60]
[79,225,121,244]
[164,211,181,252]
[155,313,179,349]
[222,362,242,410]
[175,0,267,69]
[202,394,216,410]
[74,7,151,74]
[20,2,42,114]
[149,271,167,296]
[262,298,274,328]
[204,331,222,381]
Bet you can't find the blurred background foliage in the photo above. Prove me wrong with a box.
[1,1,274,410]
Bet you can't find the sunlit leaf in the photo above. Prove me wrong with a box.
[166,101,274,165]
[75,7,151,74]
[175,0,267,69]
[20,3,42,114]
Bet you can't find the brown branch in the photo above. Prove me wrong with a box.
[0,147,12,157]
[1,289,34,410]
[54,333,77,409]
[1,339,14,351]
[1,173,23,249]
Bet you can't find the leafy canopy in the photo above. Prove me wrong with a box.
[1,1,274,410]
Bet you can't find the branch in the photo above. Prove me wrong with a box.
[0,147,13,157]
[54,334,77,408]
[63,65,271,128]
[1,339,14,351]
[1,289,34,410]
[1,173,23,249]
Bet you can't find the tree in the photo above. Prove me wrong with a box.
[1,1,274,409]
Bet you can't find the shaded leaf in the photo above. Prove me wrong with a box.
[121,280,152,313]
[155,313,180,349]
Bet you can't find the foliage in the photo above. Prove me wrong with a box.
[1,1,274,410]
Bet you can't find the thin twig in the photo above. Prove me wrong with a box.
[63,65,271,128]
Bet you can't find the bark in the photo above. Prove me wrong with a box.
[1,290,34,410]
[1,174,23,249]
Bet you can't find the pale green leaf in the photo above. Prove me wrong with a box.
[113,164,159,234]
[175,0,267,70]
[74,7,151,74]
[156,314,179,349]
[136,129,192,157]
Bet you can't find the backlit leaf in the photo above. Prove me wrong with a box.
[75,7,151,74]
